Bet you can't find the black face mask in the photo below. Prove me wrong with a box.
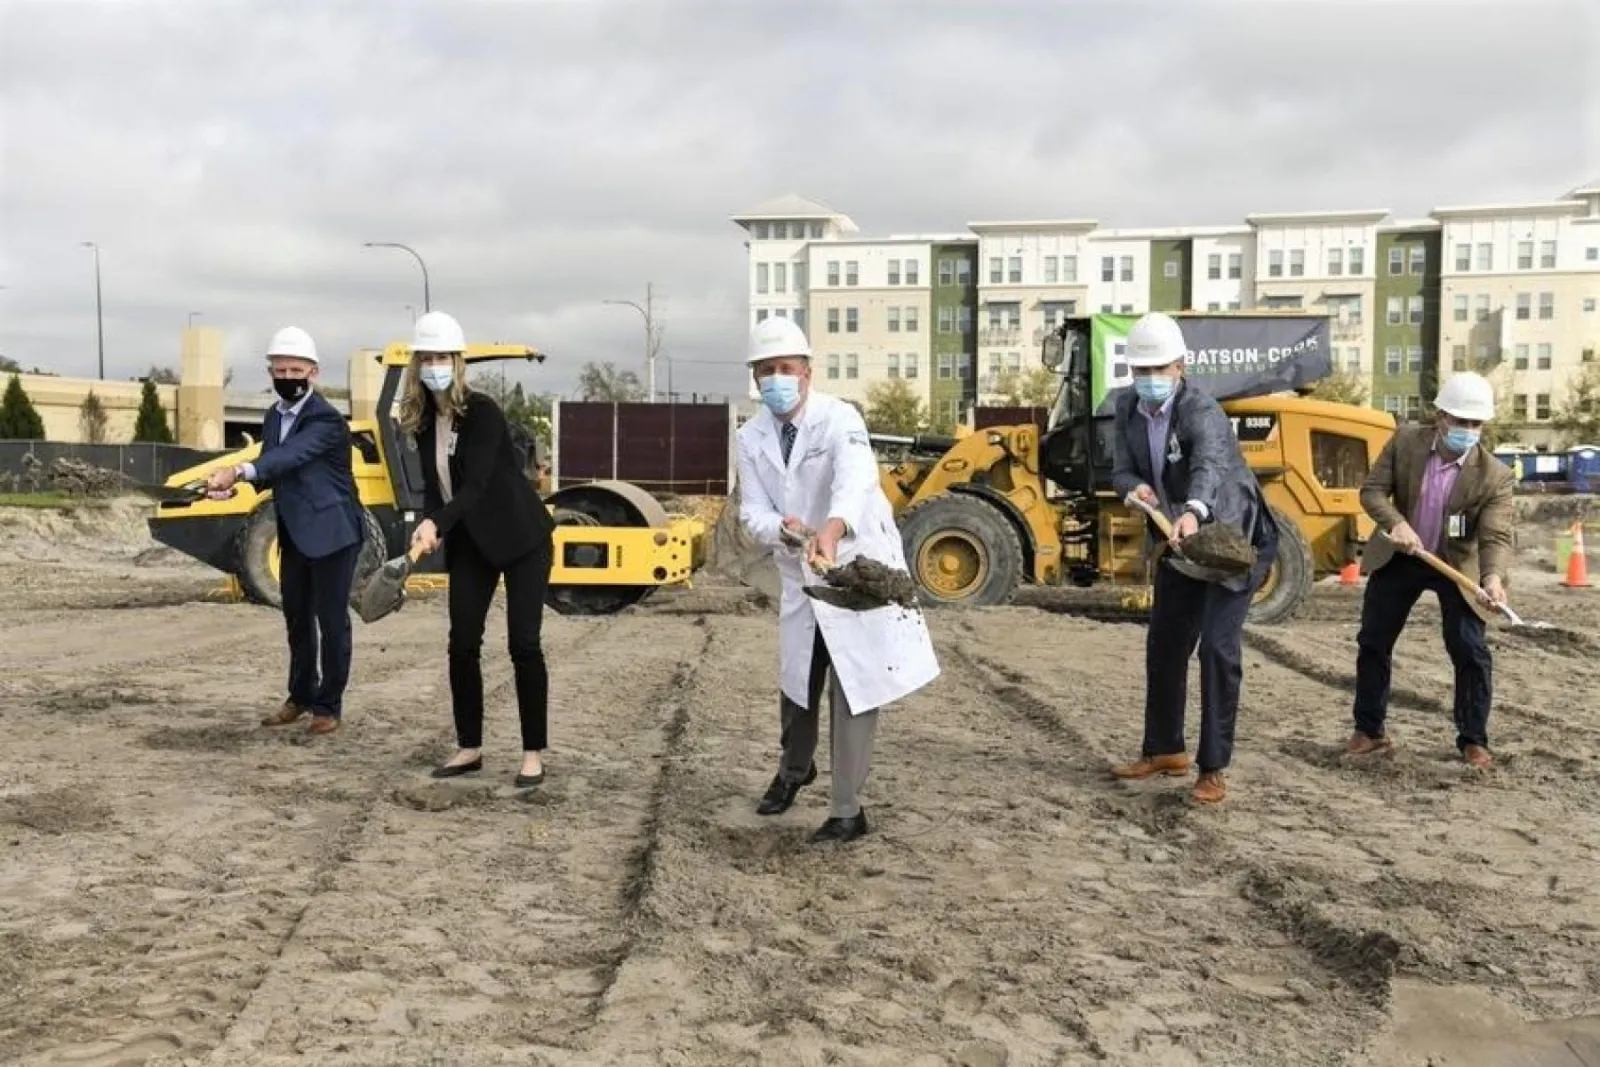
[272,377,309,403]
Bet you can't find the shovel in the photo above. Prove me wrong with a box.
[356,542,432,624]
[785,524,919,612]
[131,478,210,504]
[1125,495,1255,585]
[1378,531,1554,630]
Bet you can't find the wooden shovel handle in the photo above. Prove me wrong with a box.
[1125,494,1177,540]
[1380,532,1507,623]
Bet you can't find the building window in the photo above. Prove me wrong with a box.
[1228,253,1242,279]
[807,222,821,239]
[826,354,839,380]
[1289,250,1305,277]
[1476,243,1492,271]
[1475,294,1490,322]
[1208,254,1221,280]
[1408,296,1424,324]
[755,309,769,324]
[795,263,807,291]
[957,259,972,284]
[774,263,787,293]
[1263,294,1303,309]
[1164,260,1180,279]
[1517,241,1534,270]
[1453,294,1468,322]
[1409,245,1425,274]
[827,308,840,334]
[1537,343,1552,369]
[905,259,919,285]
[845,308,858,333]
[1388,248,1403,275]
[1346,347,1362,371]
[1383,395,1402,415]
[990,257,1004,284]
[957,306,972,333]
[938,307,954,333]
[937,353,954,380]
[886,353,900,379]
[1536,394,1551,420]
[1062,256,1077,282]
[1120,256,1134,282]
[938,259,954,286]
[1268,250,1283,278]
[1208,302,1221,311]
[1406,395,1423,421]
[1329,248,1345,275]
[1386,346,1402,374]
[1585,298,1597,313]
[888,260,901,286]
[1539,292,1554,320]
[827,261,840,286]
[845,353,858,380]
[1539,241,1555,268]
[1350,247,1365,274]
[887,307,900,332]
[905,354,919,378]
[1516,293,1531,320]
[1101,256,1115,282]
[1452,344,1467,370]
[905,307,919,332]
[1476,342,1491,366]
[958,353,973,380]
[1407,345,1423,372]
[753,222,769,240]
[1514,344,1529,369]
[845,262,858,286]
[1228,300,1242,311]
[1513,394,1528,419]
[794,309,806,332]
[1040,256,1057,284]
[1120,304,1134,313]
[1387,297,1403,326]
[1008,257,1022,283]
[756,263,769,294]
[1455,243,1471,271]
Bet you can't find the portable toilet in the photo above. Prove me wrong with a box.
[1569,445,1600,493]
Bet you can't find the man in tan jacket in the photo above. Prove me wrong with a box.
[1349,372,1515,768]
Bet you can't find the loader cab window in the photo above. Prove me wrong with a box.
[1312,431,1369,489]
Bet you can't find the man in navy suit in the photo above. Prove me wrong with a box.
[205,326,365,735]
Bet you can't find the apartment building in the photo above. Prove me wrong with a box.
[1436,182,1600,442]
[734,182,1599,438]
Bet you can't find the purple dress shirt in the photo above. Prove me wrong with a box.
[1139,393,1177,514]
[1410,446,1465,554]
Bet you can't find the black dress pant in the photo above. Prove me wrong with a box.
[278,525,361,718]
[446,528,554,751]
[1142,547,1275,773]
[1352,554,1492,750]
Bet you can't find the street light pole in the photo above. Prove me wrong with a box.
[82,242,103,379]
[363,241,430,311]
[602,282,658,402]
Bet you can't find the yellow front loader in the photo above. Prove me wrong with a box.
[147,342,706,615]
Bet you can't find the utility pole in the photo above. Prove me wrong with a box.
[602,282,662,402]
[363,241,431,311]
[82,242,104,379]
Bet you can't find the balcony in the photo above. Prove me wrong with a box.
[980,327,1021,347]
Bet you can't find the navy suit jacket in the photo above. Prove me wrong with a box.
[1111,379,1276,591]
[249,391,364,560]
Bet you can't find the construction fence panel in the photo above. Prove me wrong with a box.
[0,441,222,486]
[552,402,734,497]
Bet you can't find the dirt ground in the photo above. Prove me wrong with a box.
[2,496,1597,1067]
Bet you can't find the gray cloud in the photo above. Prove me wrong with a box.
[0,0,1592,398]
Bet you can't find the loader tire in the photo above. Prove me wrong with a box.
[898,494,1024,608]
[234,503,384,611]
[1248,505,1312,626]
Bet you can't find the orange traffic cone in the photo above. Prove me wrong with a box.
[1563,521,1590,588]
[1340,561,1361,586]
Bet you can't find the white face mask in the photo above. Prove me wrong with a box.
[420,365,454,393]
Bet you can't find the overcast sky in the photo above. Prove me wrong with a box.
[1,0,1594,400]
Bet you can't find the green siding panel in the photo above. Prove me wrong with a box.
[1372,229,1443,420]
[1148,239,1191,313]
[930,242,978,428]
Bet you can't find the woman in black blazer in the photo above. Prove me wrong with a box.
[400,311,557,786]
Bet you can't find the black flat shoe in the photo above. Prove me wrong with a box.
[513,770,544,788]
[430,757,483,779]
[810,809,868,844]
[756,763,817,816]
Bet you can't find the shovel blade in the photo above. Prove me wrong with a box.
[356,556,413,624]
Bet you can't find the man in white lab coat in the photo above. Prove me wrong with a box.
[736,318,941,843]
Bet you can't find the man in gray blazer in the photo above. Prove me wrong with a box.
[1107,313,1279,804]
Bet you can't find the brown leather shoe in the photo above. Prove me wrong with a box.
[1346,731,1394,757]
[261,700,308,727]
[1192,772,1227,804]
[1111,753,1191,779]
[1462,744,1492,769]
[307,715,340,736]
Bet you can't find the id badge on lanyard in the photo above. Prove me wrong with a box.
[1447,513,1466,540]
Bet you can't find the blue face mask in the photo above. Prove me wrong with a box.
[1134,375,1174,405]
[1443,427,1479,453]
[420,365,454,393]
[758,374,802,416]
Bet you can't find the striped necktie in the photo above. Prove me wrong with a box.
[780,421,798,465]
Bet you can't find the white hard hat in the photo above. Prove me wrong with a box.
[1125,312,1188,368]
[412,311,466,353]
[1434,371,1495,421]
[265,326,318,364]
[746,316,811,365]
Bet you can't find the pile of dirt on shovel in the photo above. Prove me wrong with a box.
[819,556,919,608]
[1178,522,1256,570]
